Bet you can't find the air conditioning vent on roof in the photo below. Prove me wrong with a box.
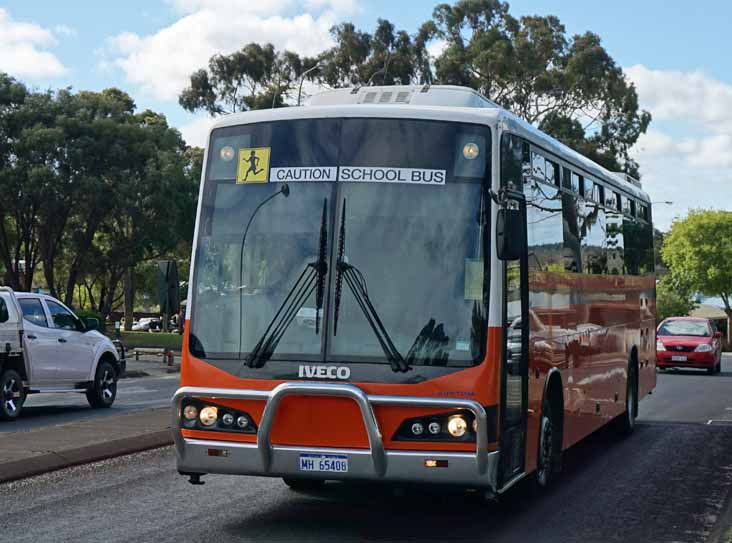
[395,91,411,103]
[362,92,377,104]
[378,92,393,103]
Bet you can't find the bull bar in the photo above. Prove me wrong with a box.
[172,382,500,489]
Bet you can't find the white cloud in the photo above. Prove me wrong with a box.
[104,2,353,101]
[179,116,214,148]
[0,8,68,78]
[627,64,732,134]
[627,66,732,230]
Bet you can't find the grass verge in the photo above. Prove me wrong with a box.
[109,331,182,350]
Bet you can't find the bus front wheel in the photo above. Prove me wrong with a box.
[615,363,638,436]
[535,398,561,489]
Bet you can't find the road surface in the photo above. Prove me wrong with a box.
[1,357,731,542]
[0,374,180,433]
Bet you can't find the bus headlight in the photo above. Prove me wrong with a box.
[447,416,468,437]
[199,406,218,426]
[393,411,478,442]
[180,400,258,434]
[183,405,198,420]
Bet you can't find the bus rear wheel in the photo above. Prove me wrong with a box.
[282,477,326,491]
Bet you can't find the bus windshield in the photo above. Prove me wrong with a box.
[190,118,490,370]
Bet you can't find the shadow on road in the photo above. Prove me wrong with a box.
[225,423,639,542]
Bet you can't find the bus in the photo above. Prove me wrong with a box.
[172,84,656,494]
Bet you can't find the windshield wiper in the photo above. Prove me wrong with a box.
[333,198,410,373]
[404,319,450,366]
[240,198,329,370]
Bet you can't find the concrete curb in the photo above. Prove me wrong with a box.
[0,429,174,484]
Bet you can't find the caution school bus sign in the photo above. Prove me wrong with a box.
[246,163,445,186]
[234,147,446,186]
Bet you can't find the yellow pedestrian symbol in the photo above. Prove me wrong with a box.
[236,147,270,184]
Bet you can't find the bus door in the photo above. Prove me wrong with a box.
[497,195,529,486]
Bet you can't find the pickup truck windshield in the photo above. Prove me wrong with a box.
[190,118,490,370]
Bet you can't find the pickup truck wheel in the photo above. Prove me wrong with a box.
[0,369,25,421]
[86,361,117,408]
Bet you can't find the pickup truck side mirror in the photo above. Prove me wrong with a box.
[0,299,8,323]
[496,204,525,261]
[84,317,100,332]
[714,331,722,339]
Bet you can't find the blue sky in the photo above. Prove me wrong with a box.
[2,0,731,229]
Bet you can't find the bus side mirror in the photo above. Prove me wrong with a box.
[496,206,524,261]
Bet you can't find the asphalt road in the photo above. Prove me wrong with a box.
[2,357,732,542]
[0,375,180,433]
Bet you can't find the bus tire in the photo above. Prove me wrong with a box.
[0,369,25,421]
[616,362,638,436]
[535,396,561,489]
[282,477,325,491]
[86,360,117,409]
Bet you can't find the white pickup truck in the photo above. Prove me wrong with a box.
[0,287,124,421]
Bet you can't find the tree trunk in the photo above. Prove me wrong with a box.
[123,268,134,332]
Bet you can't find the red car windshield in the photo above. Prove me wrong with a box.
[658,320,711,337]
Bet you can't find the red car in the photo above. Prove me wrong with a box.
[656,317,723,374]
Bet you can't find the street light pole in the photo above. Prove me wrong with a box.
[297,63,321,106]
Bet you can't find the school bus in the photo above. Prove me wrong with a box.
[172,85,656,494]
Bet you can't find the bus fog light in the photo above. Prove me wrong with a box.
[183,405,198,420]
[236,416,249,429]
[221,413,234,426]
[462,142,480,160]
[411,422,424,436]
[428,422,441,435]
[199,406,218,426]
[448,416,468,437]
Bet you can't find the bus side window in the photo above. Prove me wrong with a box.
[500,133,524,192]
[605,208,625,275]
[561,191,582,273]
[546,160,559,187]
[526,179,563,273]
[532,152,545,180]
[571,172,581,193]
[579,200,607,274]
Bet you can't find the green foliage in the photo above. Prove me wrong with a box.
[317,19,433,87]
[0,73,201,317]
[429,0,650,174]
[662,210,732,315]
[115,331,182,350]
[179,2,649,174]
[179,43,312,114]
[656,275,696,323]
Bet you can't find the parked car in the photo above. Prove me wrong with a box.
[131,317,161,332]
[656,317,722,375]
[0,287,124,421]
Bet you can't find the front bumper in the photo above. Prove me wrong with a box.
[172,383,500,490]
[657,351,715,368]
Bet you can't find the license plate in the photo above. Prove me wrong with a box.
[299,454,348,473]
[671,355,688,362]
